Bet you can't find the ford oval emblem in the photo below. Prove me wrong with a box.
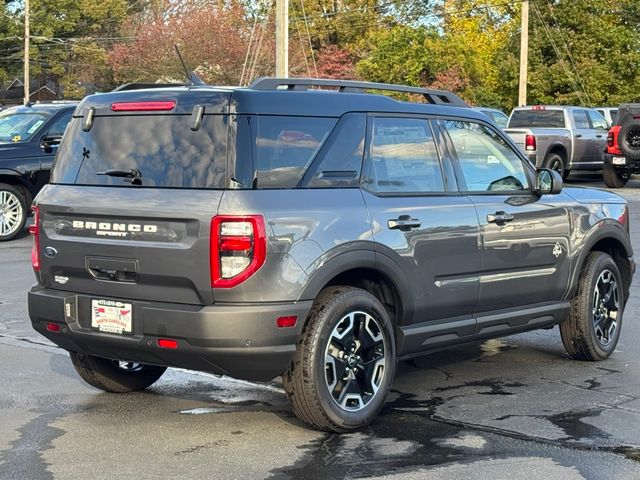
[43,246,58,258]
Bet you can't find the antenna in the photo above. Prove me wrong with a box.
[174,44,207,87]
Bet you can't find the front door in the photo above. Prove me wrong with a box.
[437,119,571,334]
[361,116,481,354]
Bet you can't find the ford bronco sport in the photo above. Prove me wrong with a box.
[28,78,634,432]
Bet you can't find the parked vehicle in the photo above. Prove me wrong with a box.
[602,103,640,188]
[28,78,634,432]
[595,107,618,126]
[0,102,77,240]
[504,106,609,178]
[474,107,509,129]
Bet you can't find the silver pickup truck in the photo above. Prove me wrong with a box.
[505,106,609,178]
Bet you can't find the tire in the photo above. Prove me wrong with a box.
[70,352,167,393]
[618,121,640,161]
[543,153,566,179]
[602,162,629,188]
[0,183,28,241]
[560,252,624,361]
[283,287,396,432]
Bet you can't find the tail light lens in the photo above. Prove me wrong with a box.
[607,126,622,154]
[210,215,266,288]
[525,134,537,151]
[29,206,40,271]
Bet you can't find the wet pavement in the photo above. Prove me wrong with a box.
[1,173,640,479]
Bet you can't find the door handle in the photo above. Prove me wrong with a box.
[575,134,583,138]
[596,134,603,138]
[487,211,514,224]
[388,215,421,231]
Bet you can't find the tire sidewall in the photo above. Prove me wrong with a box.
[584,255,624,357]
[311,291,396,430]
[603,162,629,188]
[544,153,565,177]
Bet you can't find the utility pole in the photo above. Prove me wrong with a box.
[518,0,529,107]
[275,0,288,77]
[23,0,29,105]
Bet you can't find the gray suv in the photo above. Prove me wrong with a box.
[28,78,634,432]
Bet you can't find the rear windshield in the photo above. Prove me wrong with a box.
[508,110,565,128]
[52,115,227,188]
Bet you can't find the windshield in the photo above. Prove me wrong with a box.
[508,110,565,128]
[0,110,51,142]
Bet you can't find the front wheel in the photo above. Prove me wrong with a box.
[0,183,28,241]
[283,287,396,432]
[560,252,624,361]
[70,352,167,393]
[602,162,629,188]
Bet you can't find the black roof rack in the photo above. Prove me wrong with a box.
[112,82,186,92]
[249,77,468,107]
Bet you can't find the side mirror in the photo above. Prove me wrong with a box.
[41,134,63,153]
[536,168,563,195]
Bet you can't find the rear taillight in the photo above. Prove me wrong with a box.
[210,215,267,288]
[525,134,536,151]
[29,206,40,271]
[606,126,622,155]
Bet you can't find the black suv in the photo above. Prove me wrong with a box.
[27,78,634,432]
[0,102,77,240]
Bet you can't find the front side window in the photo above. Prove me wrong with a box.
[441,120,529,193]
[364,117,444,194]
[47,111,73,137]
[588,110,608,130]
[253,116,336,188]
[0,109,51,142]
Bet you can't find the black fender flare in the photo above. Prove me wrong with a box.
[0,168,35,203]
[566,221,633,299]
[298,248,415,326]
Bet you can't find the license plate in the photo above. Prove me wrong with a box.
[613,156,626,165]
[91,299,132,334]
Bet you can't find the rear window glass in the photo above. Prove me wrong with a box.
[508,110,565,128]
[52,115,228,188]
[253,116,336,188]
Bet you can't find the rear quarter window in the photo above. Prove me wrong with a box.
[52,114,228,188]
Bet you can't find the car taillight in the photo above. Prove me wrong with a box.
[29,206,40,271]
[210,215,267,288]
[606,126,622,155]
[525,134,536,151]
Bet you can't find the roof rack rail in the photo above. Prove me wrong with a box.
[249,77,468,107]
[112,82,186,92]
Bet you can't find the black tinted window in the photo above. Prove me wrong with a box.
[307,113,365,188]
[508,110,565,128]
[365,117,444,193]
[253,116,336,188]
[442,120,529,192]
[52,115,227,188]
[47,111,73,137]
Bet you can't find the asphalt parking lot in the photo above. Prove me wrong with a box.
[1,173,640,479]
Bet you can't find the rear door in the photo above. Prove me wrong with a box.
[362,115,481,353]
[38,92,231,305]
[437,119,571,334]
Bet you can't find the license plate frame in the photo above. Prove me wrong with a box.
[612,156,626,165]
[91,299,133,334]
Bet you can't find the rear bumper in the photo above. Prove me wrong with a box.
[28,286,312,381]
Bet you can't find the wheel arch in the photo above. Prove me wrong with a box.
[0,169,35,205]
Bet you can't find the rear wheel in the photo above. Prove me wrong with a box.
[543,153,567,179]
[70,352,167,393]
[283,287,396,432]
[602,162,629,188]
[0,183,27,241]
[560,252,624,361]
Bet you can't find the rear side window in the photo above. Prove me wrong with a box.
[52,115,228,188]
[508,110,565,128]
[572,110,590,129]
[253,116,336,188]
[364,117,444,194]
